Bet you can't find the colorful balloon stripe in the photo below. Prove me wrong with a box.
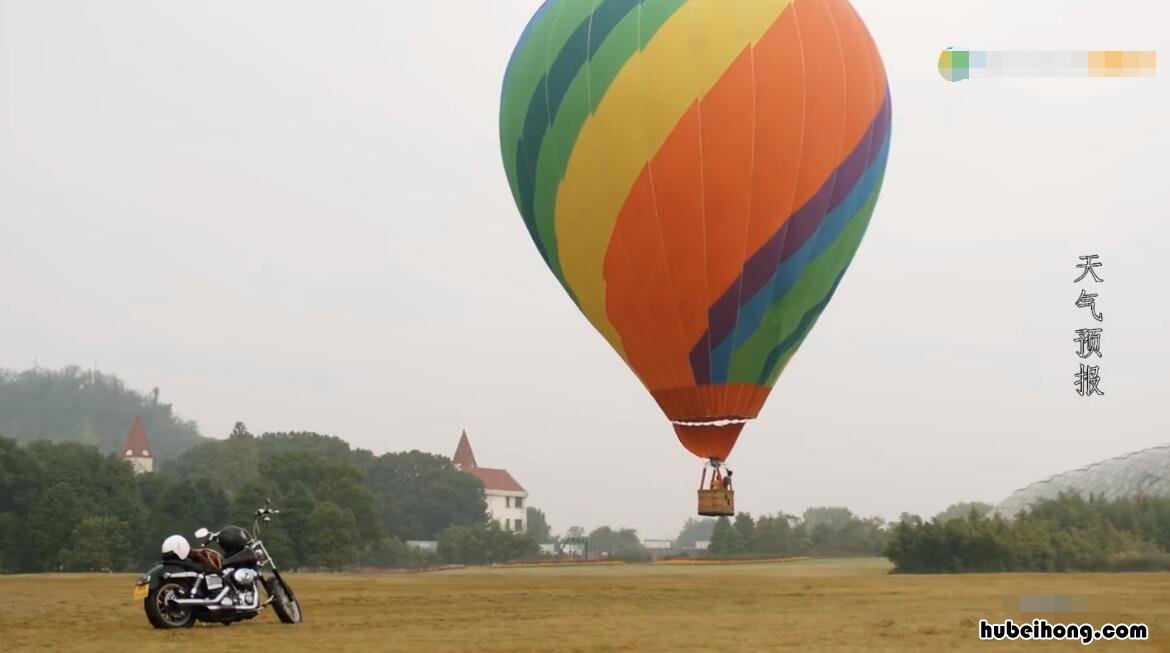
[517,0,686,287]
[700,96,891,385]
[501,0,891,460]
[512,0,656,262]
[939,49,1157,81]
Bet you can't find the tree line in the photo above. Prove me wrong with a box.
[0,425,542,572]
[0,367,206,460]
[675,507,890,558]
[885,493,1170,573]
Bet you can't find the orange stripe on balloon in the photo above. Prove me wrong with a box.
[652,385,772,423]
[742,6,808,261]
[602,0,889,419]
[604,49,761,395]
[603,184,701,411]
[784,0,847,234]
[698,36,757,419]
[725,4,808,418]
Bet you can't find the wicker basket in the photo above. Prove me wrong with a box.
[697,489,735,517]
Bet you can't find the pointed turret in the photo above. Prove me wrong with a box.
[453,430,477,469]
[120,416,154,474]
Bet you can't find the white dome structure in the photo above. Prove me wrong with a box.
[993,445,1170,519]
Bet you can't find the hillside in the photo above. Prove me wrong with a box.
[0,366,206,460]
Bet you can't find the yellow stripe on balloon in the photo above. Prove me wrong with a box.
[555,0,794,355]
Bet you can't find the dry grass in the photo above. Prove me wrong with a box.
[2,558,1169,651]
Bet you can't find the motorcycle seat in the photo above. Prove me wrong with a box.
[166,558,210,572]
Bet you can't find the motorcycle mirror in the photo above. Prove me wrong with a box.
[194,527,210,539]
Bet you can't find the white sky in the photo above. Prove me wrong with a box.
[2,1,1167,538]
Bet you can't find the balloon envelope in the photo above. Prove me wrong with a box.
[500,0,891,461]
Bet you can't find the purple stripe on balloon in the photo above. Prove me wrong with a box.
[695,221,790,385]
[693,93,892,383]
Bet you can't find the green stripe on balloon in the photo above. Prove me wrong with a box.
[756,268,846,386]
[509,0,645,266]
[500,0,594,188]
[727,175,883,384]
[533,0,685,286]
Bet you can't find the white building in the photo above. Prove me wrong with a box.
[121,416,154,474]
[454,431,528,533]
[643,539,673,550]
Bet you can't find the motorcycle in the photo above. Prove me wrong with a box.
[133,500,303,629]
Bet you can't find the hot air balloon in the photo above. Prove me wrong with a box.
[500,0,891,516]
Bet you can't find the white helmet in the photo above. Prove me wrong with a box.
[161,534,191,560]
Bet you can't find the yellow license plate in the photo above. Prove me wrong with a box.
[133,584,148,600]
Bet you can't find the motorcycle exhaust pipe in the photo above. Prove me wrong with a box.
[170,587,261,612]
[172,587,230,606]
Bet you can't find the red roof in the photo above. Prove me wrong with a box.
[453,430,477,468]
[121,417,152,458]
[452,430,524,493]
[463,466,526,493]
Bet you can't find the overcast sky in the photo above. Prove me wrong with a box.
[2,1,1168,538]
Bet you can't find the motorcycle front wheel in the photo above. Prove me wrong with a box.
[270,579,302,624]
[144,581,196,629]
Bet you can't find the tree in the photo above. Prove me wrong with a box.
[361,536,411,567]
[752,514,796,555]
[225,480,293,565]
[256,431,377,470]
[526,507,552,543]
[227,480,276,527]
[64,516,130,571]
[279,482,317,569]
[0,512,21,572]
[802,507,857,532]
[27,483,84,570]
[144,478,229,563]
[933,502,994,523]
[166,423,260,498]
[364,451,486,540]
[708,516,745,555]
[261,452,382,541]
[733,513,755,550]
[565,526,586,539]
[303,501,360,570]
[675,518,716,548]
[437,523,539,565]
[0,437,39,517]
[587,526,645,558]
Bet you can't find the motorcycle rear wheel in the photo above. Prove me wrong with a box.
[145,581,196,629]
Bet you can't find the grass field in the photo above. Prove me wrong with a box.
[2,558,1169,651]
